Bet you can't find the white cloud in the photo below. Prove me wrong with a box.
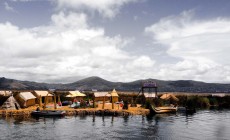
[4,2,14,12]
[55,0,136,18]
[145,11,230,83]
[0,11,155,83]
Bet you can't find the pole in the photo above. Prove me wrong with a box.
[112,96,114,109]
[102,96,105,109]
[54,94,57,109]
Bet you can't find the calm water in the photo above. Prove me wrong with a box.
[1,110,230,140]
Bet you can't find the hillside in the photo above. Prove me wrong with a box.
[0,76,230,92]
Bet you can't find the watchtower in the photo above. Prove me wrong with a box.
[139,80,158,105]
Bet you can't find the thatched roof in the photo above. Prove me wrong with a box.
[67,91,86,97]
[34,90,53,97]
[160,93,179,101]
[110,89,118,97]
[0,91,12,96]
[19,92,36,101]
[94,92,111,97]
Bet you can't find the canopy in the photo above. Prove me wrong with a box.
[66,91,86,97]
[160,93,179,101]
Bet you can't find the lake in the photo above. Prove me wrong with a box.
[0,109,230,140]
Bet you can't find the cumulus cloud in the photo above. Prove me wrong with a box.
[55,0,137,18]
[145,11,230,83]
[0,11,155,83]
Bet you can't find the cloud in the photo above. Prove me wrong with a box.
[4,2,15,12]
[55,0,137,18]
[0,11,155,83]
[145,11,230,83]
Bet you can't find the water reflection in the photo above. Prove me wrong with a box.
[0,110,230,140]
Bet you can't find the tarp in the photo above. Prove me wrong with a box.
[144,93,156,98]
[110,89,118,97]
[160,94,179,101]
[34,90,53,97]
[67,91,86,97]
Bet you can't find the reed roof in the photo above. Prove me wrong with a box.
[34,90,53,97]
[19,92,36,101]
[94,92,111,97]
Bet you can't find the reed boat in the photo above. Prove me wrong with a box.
[31,110,66,117]
[150,104,177,114]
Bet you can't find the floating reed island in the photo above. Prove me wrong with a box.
[1,81,230,118]
[0,105,149,118]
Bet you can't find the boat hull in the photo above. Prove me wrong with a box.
[150,105,177,114]
[31,110,66,117]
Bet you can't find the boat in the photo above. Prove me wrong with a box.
[150,104,177,114]
[31,110,66,117]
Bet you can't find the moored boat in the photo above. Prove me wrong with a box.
[31,110,66,117]
[150,104,177,114]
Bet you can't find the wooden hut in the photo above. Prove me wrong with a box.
[94,92,111,102]
[67,91,86,101]
[110,89,119,102]
[15,92,36,108]
[33,90,53,103]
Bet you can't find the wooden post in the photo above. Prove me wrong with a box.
[57,95,61,105]
[54,94,57,109]
[43,96,47,110]
[93,98,95,108]
[39,95,42,107]
[112,96,114,109]
[102,96,105,109]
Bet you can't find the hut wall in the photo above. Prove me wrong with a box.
[94,97,110,102]
[25,99,36,107]
[112,97,119,102]
[14,94,26,108]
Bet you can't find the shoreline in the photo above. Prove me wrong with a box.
[0,106,150,118]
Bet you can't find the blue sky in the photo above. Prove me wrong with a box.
[1,0,230,83]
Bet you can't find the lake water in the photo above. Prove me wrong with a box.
[0,109,230,140]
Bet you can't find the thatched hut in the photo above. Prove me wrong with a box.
[0,95,20,110]
[110,89,119,102]
[15,92,36,108]
[67,91,86,101]
[33,90,53,103]
[94,92,111,102]
[0,91,12,106]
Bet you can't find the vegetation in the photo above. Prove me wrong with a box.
[176,95,230,109]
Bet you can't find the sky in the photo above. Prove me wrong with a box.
[1,0,230,83]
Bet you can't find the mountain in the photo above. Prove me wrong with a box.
[0,76,230,93]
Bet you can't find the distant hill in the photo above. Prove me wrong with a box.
[0,76,230,93]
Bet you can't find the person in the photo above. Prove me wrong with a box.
[120,99,124,107]
[36,106,40,111]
